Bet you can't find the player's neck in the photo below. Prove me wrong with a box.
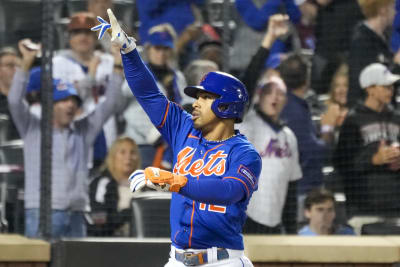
[202,120,235,142]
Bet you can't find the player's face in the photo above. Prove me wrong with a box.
[69,30,97,54]
[259,85,286,121]
[114,141,139,176]
[53,96,79,128]
[192,91,219,131]
[305,200,335,234]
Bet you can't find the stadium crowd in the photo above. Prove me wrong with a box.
[0,0,400,238]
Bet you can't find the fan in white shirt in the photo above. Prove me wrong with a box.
[238,76,302,233]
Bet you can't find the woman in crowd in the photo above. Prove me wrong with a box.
[238,76,302,234]
[320,64,349,145]
[89,136,141,236]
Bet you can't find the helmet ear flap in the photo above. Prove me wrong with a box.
[217,103,229,112]
[211,99,238,120]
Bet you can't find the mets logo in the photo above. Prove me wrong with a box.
[173,147,227,177]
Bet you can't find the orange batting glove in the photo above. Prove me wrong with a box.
[144,167,188,193]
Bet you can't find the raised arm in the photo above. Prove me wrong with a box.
[8,39,40,137]
[242,14,289,101]
[92,9,170,127]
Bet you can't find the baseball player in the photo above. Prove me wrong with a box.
[92,9,262,267]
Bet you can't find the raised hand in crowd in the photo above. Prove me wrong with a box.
[88,53,101,78]
[321,103,341,127]
[372,140,400,168]
[319,102,341,143]
[262,14,290,49]
[176,23,202,55]
[18,39,40,71]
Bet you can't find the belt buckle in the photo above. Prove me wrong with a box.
[182,251,197,266]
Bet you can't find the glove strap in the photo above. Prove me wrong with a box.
[169,174,188,192]
[144,167,187,192]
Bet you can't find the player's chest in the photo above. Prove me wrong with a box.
[173,144,230,178]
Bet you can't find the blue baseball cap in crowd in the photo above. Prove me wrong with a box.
[147,31,174,48]
[26,67,82,105]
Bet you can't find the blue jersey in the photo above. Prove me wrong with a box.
[122,50,262,250]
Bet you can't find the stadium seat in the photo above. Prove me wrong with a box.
[130,191,171,238]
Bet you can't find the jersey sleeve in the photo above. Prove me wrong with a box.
[179,143,262,205]
[222,147,262,200]
[122,49,193,145]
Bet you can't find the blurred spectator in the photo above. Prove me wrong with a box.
[143,24,188,103]
[122,24,187,169]
[241,14,289,103]
[87,0,114,52]
[230,0,301,73]
[298,188,356,235]
[0,47,21,140]
[295,0,318,50]
[53,12,120,170]
[89,137,141,236]
[197,39,222,71]
[8,39,123,239]
[239,15,302,233]
[391,0,400,53]
[311,0,363,95]
[88,0,113,20]
[183,59,218,110]
[334,63,400,219]
[239,76,302,234]
[136,0,205,44]
[177,24,223,70]
[348,0,399,107]
[279,54,330,222]
[184,59,219,87]
[320,64,349,145]
[25,67,43,116]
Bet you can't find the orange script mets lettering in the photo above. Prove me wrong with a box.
[173,147,227,177]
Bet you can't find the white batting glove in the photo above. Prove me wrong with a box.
[107,9,136,54]
[91,9,136,54]
[129,169,167,193]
